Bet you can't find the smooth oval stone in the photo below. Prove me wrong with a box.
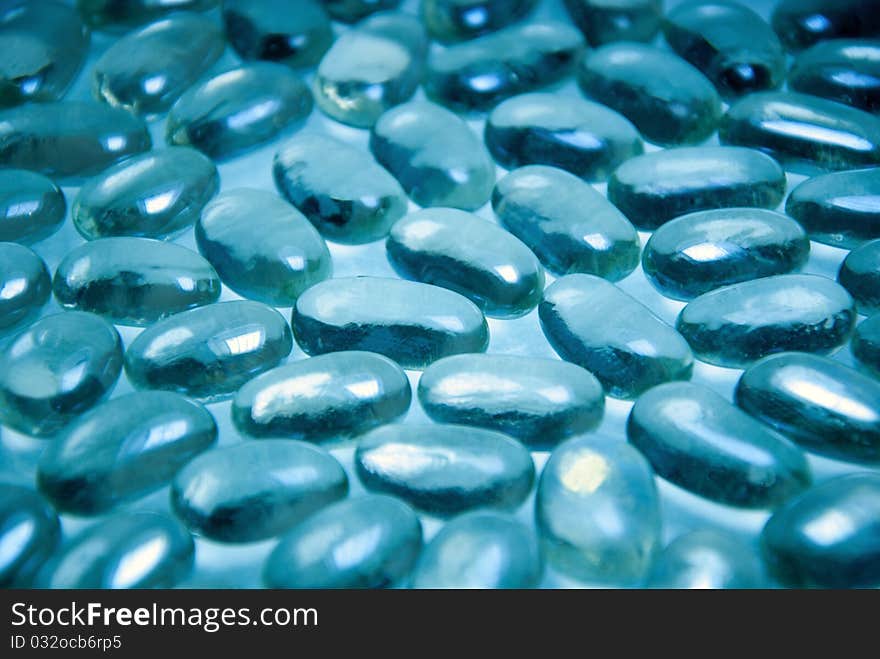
[646,530,764,589]
[0,101,151,181]
[412,511,541,588]
[0,484,60,587]
[370,101,495,210]
[77,0,219,32]
[320,1,401,23]
[0,312,123,437]
[0,243,50,333]
[422,0,537,42]
[492,165,640,281]
[628,381,811,508]
[425,22,584,112]
[853,314,880,378]
[607,146,787,230]
[643,208,811,301]
[93,13,224,116]
[125,301,292,402]
[37,391,217,515]
[355,423,534,515]
[536,435,660,585]
[42,512,194,589]
[577,42,722,147]
[172,440,348,542]
[0,169,65,244]
[293,277,488,369]
[539,274,694,399]
[563,0,661,46]
[484,92,643,180]
[53,238,221,326]
[418,353,604,448]
[273,133,407,244]
[233,351,411,441]
[839,239,880,315]
[355,11,429,60]
[264,494,421,588]
[676,274,857,368]
[195,189,331,306]
[663,1,785,98]
[72,147,219,241]
[166,63,313,160]
[761,473,880,588]
[789,40,880,114]
[387,208,543,318]
[771,0,880,52]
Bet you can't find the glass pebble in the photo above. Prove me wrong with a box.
[76,0,219,32]
[771,0,880,52]
[0,483,60,587]
[838,239,880,315]
[646,529,764,589]
[0,169,65,245]
[0,242,50,334]
[320,1,402,23]
[562,0,661,46]
[422,0,538,42]
[788,39,880,114]
[853,313,880,379]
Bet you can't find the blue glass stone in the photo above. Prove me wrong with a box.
[195,189,331,307]
[643,208,811,301]
[646,530,764,589]
[0,312,123,437]
[425,22,584,113]
[171,440,348,543]
[356,11,429,61]
[320,1,402,23]
[0,101,151,181]
[292,277,489,369]
[839,239,880,315]
[72,147,219,241]
[853,314,880,379]
[627,381,811,508]
[676,274,857,368]
[370,101,495,210]
[536,435,661,585]
[418,353,604,448]
[577,43,722,147]
[166,63,313,160]
[0,169,65,244]
[355,424,534,515]
[492,166,640,281]
[789,40,880,114]
[41,512,194,588]
[77,0,219,32]
[273,133,408,244]
[563,0,661,46]
[0,483,60,587]
[607,146,787,230]
[485,93,643,180]
[387,208,544,318]
[37,391,217,515]
[663,1,785,98]
[412,511,541,588]
[93,13,225,117]
[771,0,880,52]
[422,0,538,42]
[125,300,293,402]
[264,494,421,588]
[0,243,50,333]
[232,351,411,442]
[53,238,221,326]
[761,473,880,588]
[539,274,694,399]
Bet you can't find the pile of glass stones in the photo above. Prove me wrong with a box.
[2,0,880,590]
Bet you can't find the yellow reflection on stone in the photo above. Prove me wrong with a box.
[560,449,609,495]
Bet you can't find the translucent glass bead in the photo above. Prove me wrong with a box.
[853,313,880,378]
[320,1,402,23]
[771,0,880,52]
[0,169,65,245]
[0,243,50,334]
[646,530,764,589]
[422,0,538,42]
[838,239,880,315]
[0,484,59,587]
[788,39,880,113]
[76,0,219,32]
[562,0,661,46]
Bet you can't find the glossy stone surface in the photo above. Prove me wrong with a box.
[539,274,694,399]
[577,43,722,147]
[492,166,640,281]
[412,511,541,588]
[321,0,401,23]
[0,101,151,181]
[356,10,430,60]
[125,301,293,402]
[853,313,880,379]
[77,0,219,32]
[563,0,661,46]
[0,312,123,437]
[171,440,348,543]
[166,63,313,160]
[642,208,810,301]
[93,13,224,116]
[0,169,65,244]
[273,133,407,244]
[422,0,537,42]
[264,495,421,588]
[536,435,661,585]
[676,274,857,368]
[0,484,59,587]
[0,243,50,333]
[224,0,332,69]
[607,146,786,230]
[425,21,584,112]
[839,239,880,315]
[628,381,811,508]
[293,277,489,369]
[37,392,217,514]
[355,423,534,515]
[771,0,880,52]
[195,189,331,306]
[646,530,764,589]
[761,473,880,588]
[663,1,785,98]
[233,351,411,441]
[485,93,643,180]
[370,102,495,210]
[418,354,604,448]
[53,238,221,326]
[789,40,880,114]
[72,147,219,241]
